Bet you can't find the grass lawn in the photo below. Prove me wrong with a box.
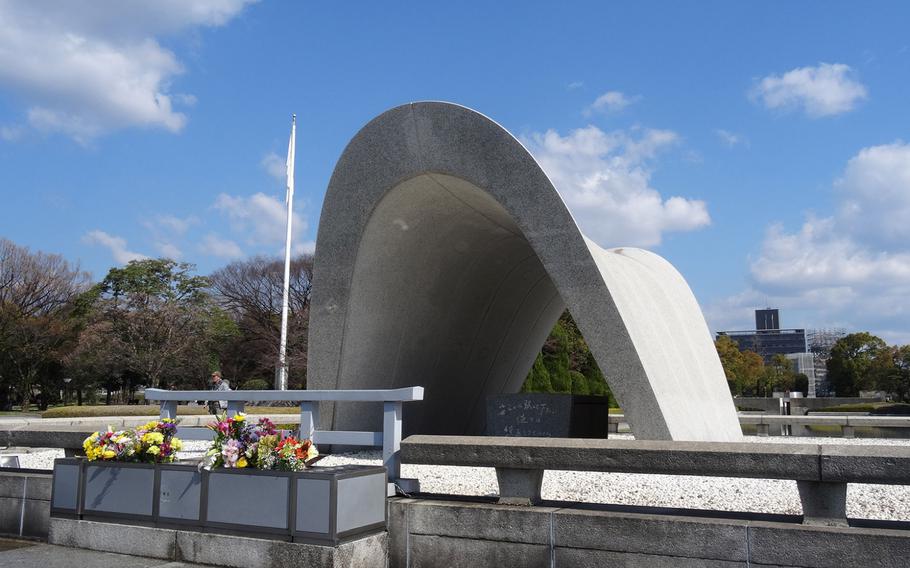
[42,405,302,418]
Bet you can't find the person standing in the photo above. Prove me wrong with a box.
[208,371,231,415]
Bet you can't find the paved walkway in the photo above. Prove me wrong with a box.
[0,539,207,568]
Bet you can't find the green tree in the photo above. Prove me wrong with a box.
[520,311,616,401]
[714,335,766,396]
[827,332,888,396]
[0,239,90,410]
[875,345,910,402]
[87,259,216,389]
[759,354,798,396]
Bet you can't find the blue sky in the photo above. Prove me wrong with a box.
[1,1,909,343]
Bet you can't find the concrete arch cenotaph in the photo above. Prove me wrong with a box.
[307,101,742,442]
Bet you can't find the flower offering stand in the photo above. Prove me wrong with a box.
[51,458,387,546]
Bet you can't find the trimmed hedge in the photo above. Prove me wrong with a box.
[808,402,910,415]
[42,404,301,418]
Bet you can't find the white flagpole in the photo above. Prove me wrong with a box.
[276,114,296,390]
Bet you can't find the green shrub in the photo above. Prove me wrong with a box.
[569,371,589,395]
[809,403,880,414]
[521,354,554,393]
[870,403,910,415]
[241,379,271,390]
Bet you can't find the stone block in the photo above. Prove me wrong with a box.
[25,474,52,500]
[749,521,910,568]
[22,497,49,538]
[0,495,23,536]
[387,498,413,568]
[820,444,910,484]
[796,481,847,526]
[408,534,549,568]
[554,507,749,562]
[495,467,543,505]
[176,529,388,568]
[0,473,25,498]
[405,499,555,544]
[48,517,177,560]
[556,547,748,567]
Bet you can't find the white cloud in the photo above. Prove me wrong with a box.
[153,242,183,260]
[714,129,746,148]
[152,214,198,236]
[213,192,307,245]
[708,142,910,344]
[1,125,23,142]
[0,1,256,141]
[83,230,148,265]
[751,63,868,118]
[199,233,243,259]
[261,152,287,183]
[523,126,709,247]
[836,141,910,244]
[567,81,584,91]
[292,241,316,255]
[584,91,639,116]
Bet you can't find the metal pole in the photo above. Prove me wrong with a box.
[276,114,296,390]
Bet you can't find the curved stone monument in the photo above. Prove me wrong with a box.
[308,102,742,442]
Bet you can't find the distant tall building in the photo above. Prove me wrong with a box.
[755,309,780,331]
[716,309,807,364]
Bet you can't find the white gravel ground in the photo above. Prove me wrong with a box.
[8,435,910,522]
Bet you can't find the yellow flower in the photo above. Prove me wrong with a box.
[233,413,246,422]
[102,449,116,459]
[146,446,160,455]
[236,457,248,468]
[306,445,319,460]
[142,432,164,445]
[171,437,183,451]
[143,421,159,430]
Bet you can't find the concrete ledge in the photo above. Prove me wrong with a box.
[821,445,910,484]
[49,518,177,560]
[409,534,548,568]
[402,436,821,480]
[554,507,749,562]
[176,530,388,568]
[388,497,910,568]
[749,521,910,568]
[555,547,748,568]
[406,500,556,544]
[48,517,388,568]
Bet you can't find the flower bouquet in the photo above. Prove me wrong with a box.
[83,419,182,463]
[203,412,319,471]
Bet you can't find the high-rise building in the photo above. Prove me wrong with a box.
[717,309,807,364]
[755,309,780,331]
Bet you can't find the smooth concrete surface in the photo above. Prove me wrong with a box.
[387,497,910,568]
[49,518,389,568]
[308,101,741,442]
[0,540,209,568]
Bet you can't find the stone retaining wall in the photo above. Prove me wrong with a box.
[388,498,910,568]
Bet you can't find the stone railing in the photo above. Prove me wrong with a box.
[400,435,910,526]
[607,413,910,438]
[145,387,423,494]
